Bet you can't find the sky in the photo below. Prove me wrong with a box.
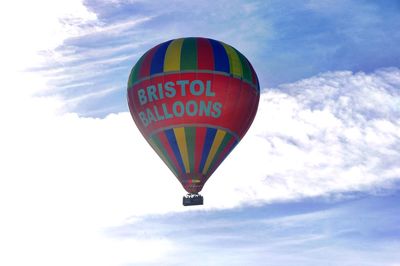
[0,0,399,265]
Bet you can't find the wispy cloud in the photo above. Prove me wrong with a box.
[64,85,121,105]
[85,16,153,36]
[203,68,400,209]
[108,193,400,265]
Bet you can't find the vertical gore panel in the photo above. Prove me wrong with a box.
[164,38,184,72]
[197,38,214,70]
[207,133,232,175]
[236,50,252,83]
[157,131,183,176]
[150,40,172,75]
[239,90,260,138]
[209,39,230,73]
[128,54,145,89]
[138,45,160,80]
[180,37,197,70]
[202,129,226,175]
[222,43,243,78]
[199,128,217,173]
[149,136,178,177]
[248,61,259,91]
[173,127,190,173]
[194,127,207,174]
[185,127,196,172]
[208,137,238,177]
[165,129,186,174]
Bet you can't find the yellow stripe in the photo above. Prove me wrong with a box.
[173,127,190,173]
[164,38,184,72]
[222,43,242,77]
[202,130,226,175]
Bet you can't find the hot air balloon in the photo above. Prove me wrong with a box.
[127,37,260,206]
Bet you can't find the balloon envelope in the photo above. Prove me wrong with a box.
[127,37,260,194]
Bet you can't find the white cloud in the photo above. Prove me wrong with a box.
[206,68,400,207]
[0,0,97,72]
[0,1,174,265]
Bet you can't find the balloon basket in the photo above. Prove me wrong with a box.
[183,193,203,206]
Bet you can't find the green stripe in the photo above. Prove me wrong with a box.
[237,50,252,83]
[185,127,196,172]
[207,133,233,175]
[128,54,146,89]
[180,38,197,70]
[150,135,179,177]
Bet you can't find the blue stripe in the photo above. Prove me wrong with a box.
[199,128,217,172]
[164,129,186,174]
[209,39,230,73]
[150,40,173,75]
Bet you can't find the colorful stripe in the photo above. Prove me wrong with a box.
[236,50,252,83]
[181,38,197,70]
[185,127,196,173]
[127,37,259,91]
[199,128,217,173]
[173,127,190,173]
[138,45,159,80]
[150,40,173,75]
[156,130,183,176]
[249,61,259,87]
[206,133,233,175]
[148,137,179,177]
[207,136,238,177]
[127,54,145,89]
[208,39,230,73]
[222,43,242,78]
[202,129,226,175]
[196,38,214,70]
[194,127,207,177]
[164,128,186,174]
[149,126,238,180]
[164,38,184,72]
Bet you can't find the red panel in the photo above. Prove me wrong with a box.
[235,87,257,139]
[138,45,159,80]
[128,72,259,138]
[128,87,146,138]
[238,90,260,138]
[197,38,214,70]
[219,75,242,135]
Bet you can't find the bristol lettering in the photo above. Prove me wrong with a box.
[136,79,222,127]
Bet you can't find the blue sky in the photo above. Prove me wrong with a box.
[0,0,399,265]
[42,0,400,117]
